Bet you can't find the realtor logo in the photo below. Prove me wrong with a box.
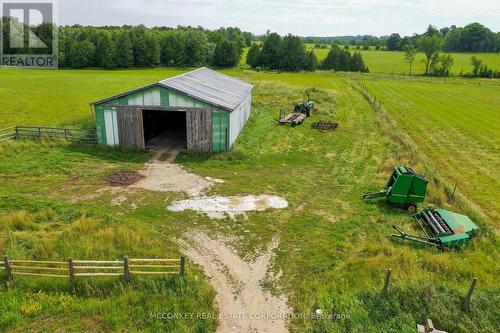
[1,0,58,68]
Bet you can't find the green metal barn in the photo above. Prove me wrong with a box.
[90,67,254,152]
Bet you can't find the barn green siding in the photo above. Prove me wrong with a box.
[212,110,230,152]
[95,106,106,144]
[94,84,232,152]
[99,86,169,108]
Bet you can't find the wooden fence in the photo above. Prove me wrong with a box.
[1,255,185,281]
[0,127,16,142]
[0,126,97,143]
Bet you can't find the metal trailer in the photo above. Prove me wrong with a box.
[391,208,479,249]
[363,166,428,212]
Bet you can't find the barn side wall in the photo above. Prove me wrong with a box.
[229,93,252,147]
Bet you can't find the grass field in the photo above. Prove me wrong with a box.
[0,68,499,332]
[359,75,500,227]
[293,45,500,75]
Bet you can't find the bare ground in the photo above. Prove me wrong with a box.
[168,195,289,219]
[179,232,290,333]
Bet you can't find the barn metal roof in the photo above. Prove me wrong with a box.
[91,67,253,111]
[159,67,254,111]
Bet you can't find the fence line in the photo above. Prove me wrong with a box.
[0,127,16,142]
[0,126,97,143]
[2,255,185,282]
[347,77,462,203]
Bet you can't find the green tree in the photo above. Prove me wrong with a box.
[130,26,149,67]
[144,32,160,67]
[211,40,238,68]
[259,33,282,69]
[417,35,443,75]
[246,43,261,68]
[443,28,462,52]
[321,46,367,72]
[350,52,368,72]
[115,32,134,68]
[471,56,483,76]
[67,39,95,68]
[95,31,116,68]
[425,24,440,37]
[160,30,187,66]
[403,44,417,75]
[386,33,402,51]
[184,29,210,67]
[433,54,454,76]
[280,34,307,71]
[303,50,318,71]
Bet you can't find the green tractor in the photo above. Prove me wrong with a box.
[294,100,315,117]
[363,166,428,212]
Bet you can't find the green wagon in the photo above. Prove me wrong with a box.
[363,166,428,212]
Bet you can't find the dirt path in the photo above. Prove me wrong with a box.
[130,144,218,196]
[179,232,290,333]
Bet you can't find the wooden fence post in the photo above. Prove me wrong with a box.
[382,268,392,297]
[3,255,13,281]
[180,257,185,276]
[123,256,130,280]
[68,258,75,279]
[15,127,18,139]
[464,277,477,310]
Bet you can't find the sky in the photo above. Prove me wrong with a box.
[57,0,500,36]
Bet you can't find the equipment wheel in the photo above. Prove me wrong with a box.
[407,204,417,213]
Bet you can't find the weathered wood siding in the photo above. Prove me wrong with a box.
[186,109,212,152]
[116,106,145,149]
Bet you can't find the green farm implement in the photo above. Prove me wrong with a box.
[294,100,316,117]
[363,166,428,212]
[279,100,316,126]
[391,209,479,249]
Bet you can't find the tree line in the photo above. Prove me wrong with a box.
[58,25,251,69]
[1,18,255,69]
[386,23,499,53]
[401,25,499,78]
[247,33,368,73]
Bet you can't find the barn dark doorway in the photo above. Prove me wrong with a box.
[142,110,187,150]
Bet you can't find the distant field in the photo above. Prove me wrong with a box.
[304,44,500,75]
[360,74,500,225]
[0,68,187,128]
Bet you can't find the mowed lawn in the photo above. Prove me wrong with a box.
[0,68,499,332]
[361,75,500,226]
[303,45,500,75]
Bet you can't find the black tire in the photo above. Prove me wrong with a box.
[407,204,417,212]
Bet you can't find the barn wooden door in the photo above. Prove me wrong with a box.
[116,106,145,149]
[186,109,212,152]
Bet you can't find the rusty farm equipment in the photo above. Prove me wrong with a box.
[391,208,479,249]
[363,166,428,212]
[311,120,339,130]
[279,100,316,126]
